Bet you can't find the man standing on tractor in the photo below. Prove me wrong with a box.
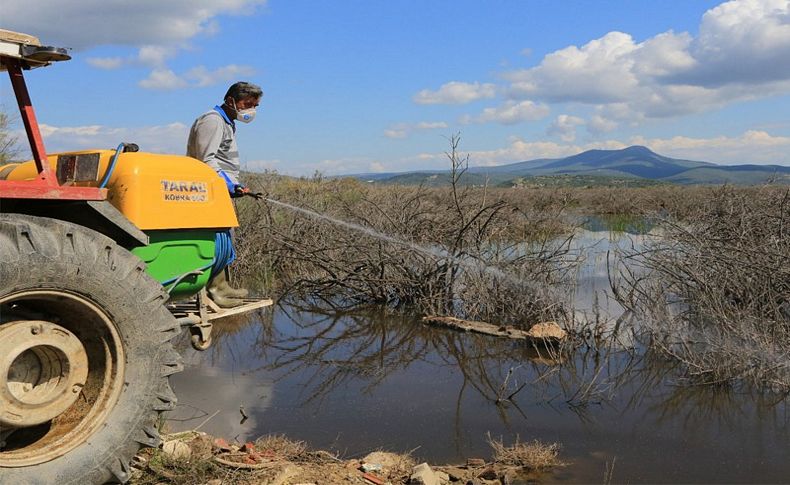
[187,81,263,308]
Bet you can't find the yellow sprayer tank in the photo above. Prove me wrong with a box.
[2,150,239,298]
[2,150,238,229]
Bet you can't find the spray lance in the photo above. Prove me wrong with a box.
[234,187,264,200]
[228,189,552,296]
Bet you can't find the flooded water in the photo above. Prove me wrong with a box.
[167,226,790,483]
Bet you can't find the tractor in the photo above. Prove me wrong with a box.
[0,29,271,484]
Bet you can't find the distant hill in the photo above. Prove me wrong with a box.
[467,157,558,174]
[352,146,790,186]
[665,166,790,185]
[533,146,710,178]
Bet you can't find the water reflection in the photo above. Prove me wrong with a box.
[270,304,567,405]
[168,311,276,442]
[168,304,789,481]
[167,229,789,483]
[579,214,656,236]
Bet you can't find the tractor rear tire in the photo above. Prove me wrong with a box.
[0,214,183,484]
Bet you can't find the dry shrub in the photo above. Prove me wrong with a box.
[499,184,679,220]
[254,434,307,461]
[234,136,574,328]
[487,434,562,471]
[359,451,417,480]
[136,448,266,485]
[616,185,790,390]
[500,184,783,223]
[232,138,786,332]
[135,435,310,484]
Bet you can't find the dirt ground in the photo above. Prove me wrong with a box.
[131,431,561,485]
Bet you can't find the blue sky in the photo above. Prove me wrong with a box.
[4,0,790,174]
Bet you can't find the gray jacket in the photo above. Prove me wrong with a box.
[186,108,240,189]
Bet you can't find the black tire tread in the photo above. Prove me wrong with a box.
[0,214,183,485]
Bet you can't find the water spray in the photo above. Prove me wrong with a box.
[252,193,547,291]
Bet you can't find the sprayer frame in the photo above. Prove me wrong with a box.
[0,58,106,201]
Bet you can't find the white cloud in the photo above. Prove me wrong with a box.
[384,128,408,139]
[167,356,273,443]
[250,157,386,176]
[382,129,790,173]
[632,130,790,165]
[677,0,790,86]
[87,53,255,90]
[137,45,177,67]
[413,82,497,105]
[186,65,257,87]
[340,128,790,174]
[37,125,104,137]
[310,158,377,175]
[507,31,641,104]
[417,152,440,161]
[633,31,696,78]
[244,159,281,172]
[547,114,585,141]
[138,69,189,90]
[3,0,266,51]
[86,46,178,71]
[466,138,626,166]
[384,121,447,139]
[4,1,266,91]
[86,57,124,70]
[402,138,624,170]
[34,122,189,155]
[462,130,790,167]
[136,65,256,91]
[501,0,790,121]
[587,115,618,134]
[464,100,550,125]
[412,4,790,129]
[415,121,448,130]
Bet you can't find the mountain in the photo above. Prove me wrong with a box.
[533,145,711,178]
[665,166,790,185]
[466,157,558,174]
[352,146,790,186]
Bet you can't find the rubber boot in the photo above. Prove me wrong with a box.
[207,271,244,308]
[218,268,249,299]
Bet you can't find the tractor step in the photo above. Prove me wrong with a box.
[168,289,273,350]
[168,295,274,321]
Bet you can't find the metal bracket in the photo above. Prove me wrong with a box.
[169,290,274,352]
[190,289,214,351]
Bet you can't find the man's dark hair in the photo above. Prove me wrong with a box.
[224,82,263,102]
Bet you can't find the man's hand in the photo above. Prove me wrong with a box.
[234,185,263,200]
[233,185,250,198]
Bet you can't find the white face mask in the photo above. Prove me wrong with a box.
[232,99,257,124]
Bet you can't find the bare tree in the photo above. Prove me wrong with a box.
[614,185,790,390]
[0,107,22,164]
[233,135,574,329]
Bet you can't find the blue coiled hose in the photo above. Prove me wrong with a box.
[212,230,236,277]
[161,231,235,293]
[99,143,125,188]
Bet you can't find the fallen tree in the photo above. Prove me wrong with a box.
[421,315,567,342]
